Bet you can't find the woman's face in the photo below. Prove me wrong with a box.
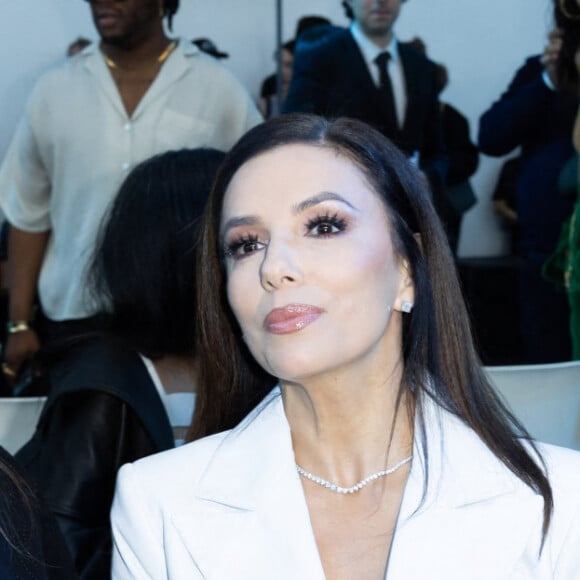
[220,144,414,383]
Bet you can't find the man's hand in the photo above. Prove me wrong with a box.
[3,329,40,387]
[541,28,564,88]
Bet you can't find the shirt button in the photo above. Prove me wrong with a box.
[122,162,130,171]
[124,123,131,132]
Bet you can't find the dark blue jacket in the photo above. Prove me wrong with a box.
[478,56,577,253]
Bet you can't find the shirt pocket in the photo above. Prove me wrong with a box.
[156,109,217,150]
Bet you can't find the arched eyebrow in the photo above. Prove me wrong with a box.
[221,192,359,237]
[293,192,359,214]
[222,216,259,234]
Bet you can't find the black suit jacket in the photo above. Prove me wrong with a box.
[284,27,446,188]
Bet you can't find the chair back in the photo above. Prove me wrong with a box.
[485,361,580,450]
[0,397,45,454]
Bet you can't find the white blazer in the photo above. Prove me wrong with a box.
[111,388,580,579]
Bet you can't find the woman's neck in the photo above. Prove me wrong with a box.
[282,367,414,485]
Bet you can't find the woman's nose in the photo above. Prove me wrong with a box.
[259,239,303,291]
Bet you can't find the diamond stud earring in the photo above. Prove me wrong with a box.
[401,301,413,313]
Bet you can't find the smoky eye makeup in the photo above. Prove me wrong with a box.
[223,231,265,260]
[305,211,349,237]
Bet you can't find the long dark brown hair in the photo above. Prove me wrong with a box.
[189,114,553,541]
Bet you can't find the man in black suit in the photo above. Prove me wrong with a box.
[284,0,446,195]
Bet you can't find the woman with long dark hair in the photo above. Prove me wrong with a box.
[17,148,224,579]
[112,115,580,579]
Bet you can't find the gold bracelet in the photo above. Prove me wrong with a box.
[6,320,32,334]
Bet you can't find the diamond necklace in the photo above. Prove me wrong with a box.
[296,455,413,494]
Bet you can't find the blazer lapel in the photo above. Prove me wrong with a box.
[388,399,545,579]
[170,389,325,579]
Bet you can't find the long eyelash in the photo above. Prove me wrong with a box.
[306,212,347,232]
[223,234,259,257]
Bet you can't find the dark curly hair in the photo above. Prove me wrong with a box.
[163,0,179,30]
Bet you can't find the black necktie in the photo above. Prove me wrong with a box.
[374,51,398,131]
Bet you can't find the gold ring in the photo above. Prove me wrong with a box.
[2,363,16,377]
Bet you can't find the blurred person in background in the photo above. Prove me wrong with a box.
[16,148,224,579]
[478,8,577,363]
[260,15,332,119]
[408,37,479,255]
[285,0,447,211]
[544,0,580,359]
[0,0,260,390]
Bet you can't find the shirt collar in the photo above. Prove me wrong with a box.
[350,22,399,65]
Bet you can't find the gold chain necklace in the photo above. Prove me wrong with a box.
[101,40,177,71]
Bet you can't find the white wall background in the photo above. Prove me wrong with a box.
[0,0,557,256]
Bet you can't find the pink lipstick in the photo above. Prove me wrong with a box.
[264,304,323,335]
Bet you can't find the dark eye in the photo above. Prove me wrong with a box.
[307,213,347,237]
[312,222,340,235]
[224,235,265,260]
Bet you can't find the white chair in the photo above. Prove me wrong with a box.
[0,397,46,455]
[485,361,580,451]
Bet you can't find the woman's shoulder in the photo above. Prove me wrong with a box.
[117,387,283,502]
[532,443,580,572]
[115,429,230,517]
[131,430,228,478]
[535,441,580,494]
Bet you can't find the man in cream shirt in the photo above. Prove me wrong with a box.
[0,0,261,382]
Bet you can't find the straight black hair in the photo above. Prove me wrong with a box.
[91,148,225,359]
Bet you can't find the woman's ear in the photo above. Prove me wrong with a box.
[394,258,415,313]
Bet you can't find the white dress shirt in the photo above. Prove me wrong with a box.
[140,354,196,447]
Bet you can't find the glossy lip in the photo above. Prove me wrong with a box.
[263,304,324,335]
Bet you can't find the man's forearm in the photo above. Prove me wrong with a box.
[7,225,50,321]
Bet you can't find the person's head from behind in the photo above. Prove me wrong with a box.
[92,148,225,360]
[194,114,475,436]
[85,0,179,45]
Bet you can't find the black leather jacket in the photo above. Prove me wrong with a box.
[0,445,76,580]
[16,337,175,579]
